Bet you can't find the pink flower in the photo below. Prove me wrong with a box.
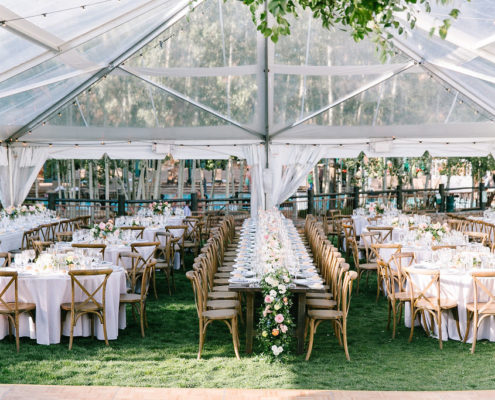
[280,324,288,333]
[264,295,272,304]
[262,305,271,317]
[274,314,284,323]
[98,222,106,230]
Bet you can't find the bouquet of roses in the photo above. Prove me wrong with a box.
[416,222,449,242]
[149,201,171,215]
[258,267,293,358]
[2,206,18,220]
[90,219,120,240]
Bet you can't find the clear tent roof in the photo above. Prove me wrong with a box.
[1,0,495,149]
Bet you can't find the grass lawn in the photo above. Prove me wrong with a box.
[1,254,495,390]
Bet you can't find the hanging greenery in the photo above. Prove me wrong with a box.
[242,0,463,57]
[258,267,294,359]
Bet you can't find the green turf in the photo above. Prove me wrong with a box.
[1,255,495,390]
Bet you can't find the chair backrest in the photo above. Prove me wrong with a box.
[361,231,382,262]
[137,259,155,300]
[186,270,205,318]
[367,226,393,242]
[370,243,402,265]
[0,270,18,312]
[21,228,40,250]
[339,270,357,320]
[165,225,188,244]
[403,267,441,310]
[390,251,415,291]
[0,252,11,268]
[32,240,53,256]
[120,226,145,239]
[130,241,159,265]
[471,271,495,315]
[71,243,106,258]
[68,269,113,312]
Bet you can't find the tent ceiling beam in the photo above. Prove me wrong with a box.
[6,0,200,144]
[269,60,416,139]
[0,5,63,52]
[119,65,265,140]
[391,38,495,118]
[0,0,191,85]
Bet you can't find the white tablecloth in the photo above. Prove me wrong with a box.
[0,268,127,345]
[0,231,23,252]
[407,268,495,343]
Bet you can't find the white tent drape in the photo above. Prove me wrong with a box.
[0,147,49,207]
[242,144,323,216]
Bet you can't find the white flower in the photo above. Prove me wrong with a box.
[269,290,277,298]
[271,345,283,356]
[278,284,286,294]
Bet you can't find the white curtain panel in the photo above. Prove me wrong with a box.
[243,144,323,215]
[0,147,49,207]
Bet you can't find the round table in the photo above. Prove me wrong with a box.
[0,267,126,345]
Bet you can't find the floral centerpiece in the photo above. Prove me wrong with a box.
[416,222,450,242]
[90,219,120,240]
[367,202,385,215]
[258,267,293,358]
[2,206,18,219]
[149,201,171,215]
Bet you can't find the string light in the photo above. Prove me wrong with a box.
[0,0,114,24]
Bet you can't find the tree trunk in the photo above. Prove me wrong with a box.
[153,159,162,200]
[191,160,197,195]
[89,161,94,220]
[226,159,232,198]
[104,156,110,219]
[238,159,245,193]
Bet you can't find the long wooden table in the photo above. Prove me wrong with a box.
[229,283,324,355]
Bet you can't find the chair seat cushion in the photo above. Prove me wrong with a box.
[0,302,36,313]
[218,266,234,272]
[203,309,237,320]
[466,302,495,313]
[213,285,231,292]
[358,263,378,271]
[61,302,101,312]
[120,293,141,303]
[306,298,337,309]
[208,291,237,300]
[206,299,239,309]
[308,309,343,320]
[417,297,457,310]
[215,272,231,278]
[214,278,230,285]
[307,292,333,300]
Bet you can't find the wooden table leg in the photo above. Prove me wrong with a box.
[245,292,254,354]
[296,292,307,355]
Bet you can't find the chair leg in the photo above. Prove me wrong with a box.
[391,301,397,339]
[387,300,392,331]
[341,319,350,361]
[15,314,20,353]
[68,312,75,350]
[198,320,205,360]
[232,317,240,360]
[305,319,316,361]
[102,310,109,346]
[140,303,145,338]
[356,269,361,294]
[471,312,479,354]
[437,311,443,350]
[464,310,472,343]
[408,309,416,343]
[152,268,158,300]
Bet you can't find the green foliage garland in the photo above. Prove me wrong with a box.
[258,267,294,358]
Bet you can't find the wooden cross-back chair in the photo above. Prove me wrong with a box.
[367,226,394,242]
[32,240,53,257]
[403,267,462,349]
[153,231,178,296]
[0,252,12,268]
[165,225,188,271]
[370,243,402,302]
[305,270,357,361]
[186,269,240,360]
[464,271,495,353]
[0,271,36,352]
[120,226,145,239]
[120,259,155,337]
[382,251,416,338]
[71,243,106,259]
[21,228,40,250]
[60,269,113,350]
